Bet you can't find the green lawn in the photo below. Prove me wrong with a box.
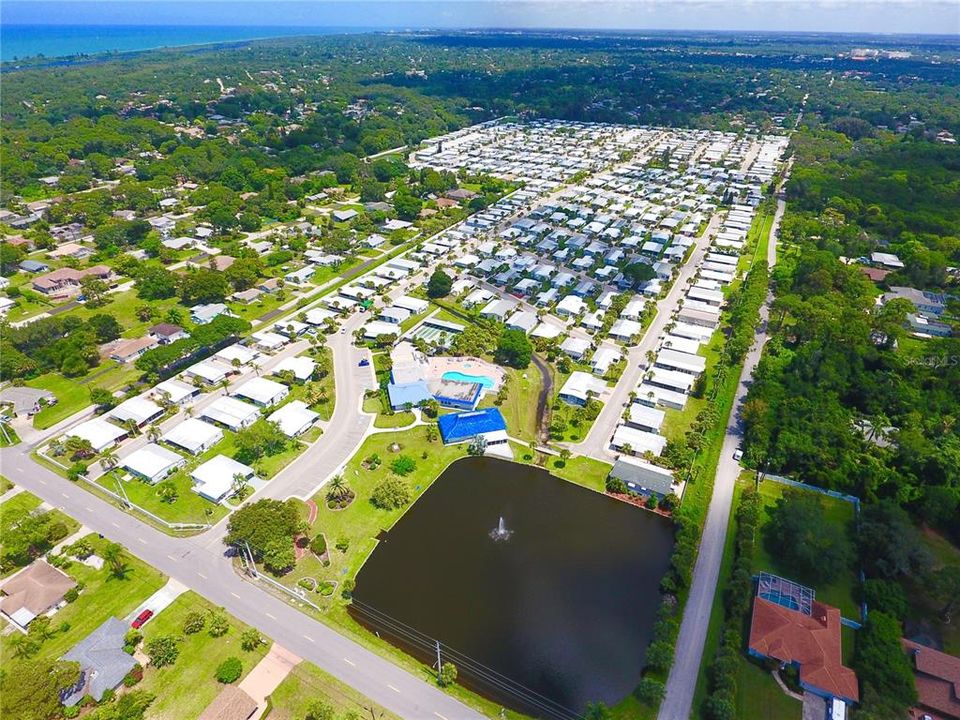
[0,533,166,668]
[363,394,417,428]
[752,479,859,618]
[0,423,21,447]
[139,591,270,720]
[550,453,612,493]
[735,658,801,720]
[551,399,603,443]
[266,659,402,720]
[0,476,12,494]
[28,361,141,429]
[229,292,292,323]
[482,366,542,442]
[279,426,466,597]
[68,288,180,337]
[96,465,229,527]
[313,346,335,421]
[374,410,416,428]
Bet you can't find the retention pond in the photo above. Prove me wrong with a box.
[352,457,674,718]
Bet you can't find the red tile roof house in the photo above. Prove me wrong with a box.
[31,265,113,299]
[748,596,860,706]
[902,639,960,720]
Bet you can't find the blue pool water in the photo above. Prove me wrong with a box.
[442,371,495,390]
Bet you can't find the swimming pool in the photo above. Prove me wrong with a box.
[442,371,496,390]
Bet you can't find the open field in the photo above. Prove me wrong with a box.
[480,366,542,443]
[28,362,142,429]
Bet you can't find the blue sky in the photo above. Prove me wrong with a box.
[3,1,958,35]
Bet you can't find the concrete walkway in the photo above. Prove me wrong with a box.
[239,643,302,718]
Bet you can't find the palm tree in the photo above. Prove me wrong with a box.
[326,475,350,503]
[102,542,127,578]
[100,449,119,472]
[146,424,161,443]
[231,473,248,499]
[123,419,140,438]
[184,406,194,419]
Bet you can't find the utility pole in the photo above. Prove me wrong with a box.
[435,640,442,681]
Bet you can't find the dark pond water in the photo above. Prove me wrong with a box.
[351,457,675,719]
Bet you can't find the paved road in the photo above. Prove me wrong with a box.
[0,306,478,720]
[0,448,484,719]
[656,196,784,720]
[572,213,721,460]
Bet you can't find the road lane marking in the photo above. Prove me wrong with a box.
[387,684,400,693]
[166,555,177,561]
[38,479,47,485]
[61,492,69,498]
[265,613,276,620]
[343,658,355,666]
[137,538,147,544]
[197,572,207,580]
[434,714,448,720]
[304,635,315,643]
[230,592,241,599]
[86,507,94,512]
[112,522,120,528]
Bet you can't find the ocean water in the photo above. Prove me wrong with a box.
[0,24,371,62]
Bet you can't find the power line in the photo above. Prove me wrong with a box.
[348,599,579,720]
[267,587,579,720]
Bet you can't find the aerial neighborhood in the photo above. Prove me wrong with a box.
[0,25,958,720]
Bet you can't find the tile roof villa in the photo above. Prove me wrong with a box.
[748,574,859,705]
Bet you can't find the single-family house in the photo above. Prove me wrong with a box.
[121,443,187,484]
[191,303,233,325]
[62,618,139,705]
[0,560,76,629]
[748,577,859,706]
[231,377,289,408]
[558,372,607,406]
[149,323,189,345]
[267,401,319,437]
[68,418,127,452]
[162,418,223,455]
[191,455,256,502]
[608,457,677,498]
[202,396,261,431]
[108,397,164,427]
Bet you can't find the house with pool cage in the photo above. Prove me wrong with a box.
[748,573,859,713]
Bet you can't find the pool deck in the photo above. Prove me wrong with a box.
[426,356,505,392]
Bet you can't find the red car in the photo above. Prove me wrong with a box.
[131,609,154,629]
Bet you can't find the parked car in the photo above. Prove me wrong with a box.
[131,609,154,629]
[733,448,743,461]
[358,358,370,367]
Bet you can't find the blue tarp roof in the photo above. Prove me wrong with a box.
[438,408,507,443]
[386,381,432,409]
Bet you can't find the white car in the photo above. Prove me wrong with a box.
[733,448,744,461]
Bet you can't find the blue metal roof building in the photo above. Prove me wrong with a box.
[438,408,507,444]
